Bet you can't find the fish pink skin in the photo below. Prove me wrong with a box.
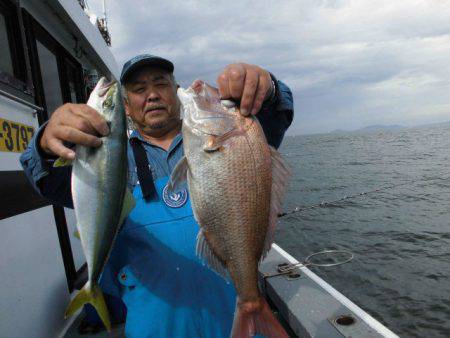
[171,80,291,338]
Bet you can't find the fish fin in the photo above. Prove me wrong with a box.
[196,229,230,280]
[119,188,136,225]
[53,157,73,167]
[231,297,289,338]
[167,156,188,193]
[203,128,245,152]
[65,281,112,332]
[262,146,291,258]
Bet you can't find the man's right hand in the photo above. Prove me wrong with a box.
[40,103,110,160]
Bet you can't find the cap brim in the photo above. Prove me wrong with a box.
[121,57,174,84]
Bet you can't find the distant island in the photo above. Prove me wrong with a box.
[330,124,405,134]
[291,121,450,136]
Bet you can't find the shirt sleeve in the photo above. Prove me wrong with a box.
[19,123,74,208]
[256,74,294,149]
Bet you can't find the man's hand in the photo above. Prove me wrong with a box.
[217,63,273,116]
[40,103,110,160]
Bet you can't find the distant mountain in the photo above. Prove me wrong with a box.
[328,124,405,134]
[329,129,347,134]
[296,121,449,136]
[354,124,405,133]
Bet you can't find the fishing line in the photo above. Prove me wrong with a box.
[278,175,450,217]
[267,176,449,278]
[263,249,354,279]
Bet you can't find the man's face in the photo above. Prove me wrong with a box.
[124,66,181,136]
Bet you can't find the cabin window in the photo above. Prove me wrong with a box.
[23,11,86,122]
[0,13,14,76]
[69,79,78,103]
[65,58,84,104]
[0,1,28,91]
[35,40,64,116]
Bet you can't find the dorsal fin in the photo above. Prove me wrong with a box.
[262,146,291,258]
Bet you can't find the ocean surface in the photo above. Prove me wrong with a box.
[276,123,450,338]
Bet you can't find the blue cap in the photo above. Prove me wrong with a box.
[120,54,174,84]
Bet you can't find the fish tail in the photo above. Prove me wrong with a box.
[64,281,111,332]
[230,296,289,338]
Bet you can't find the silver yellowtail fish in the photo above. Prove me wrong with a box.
[170,80,290,338]
[59,78,134,331]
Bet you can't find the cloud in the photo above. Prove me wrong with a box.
[89,0,450,134]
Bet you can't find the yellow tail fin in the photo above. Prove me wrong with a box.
[64,282,112,331]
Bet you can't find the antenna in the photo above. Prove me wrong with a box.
[96,0,111,46]
[102,0,107,26]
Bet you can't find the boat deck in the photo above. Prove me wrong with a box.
[259,244,398,338]
[62,244,398,338]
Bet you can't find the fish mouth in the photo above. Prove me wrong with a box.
[97,78,116,97]
[178,85,237,135]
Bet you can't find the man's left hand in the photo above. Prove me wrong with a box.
[217,63,273,116]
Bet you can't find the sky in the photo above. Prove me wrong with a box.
[87,0,450,135]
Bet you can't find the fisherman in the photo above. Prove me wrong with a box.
[20,55,293,337]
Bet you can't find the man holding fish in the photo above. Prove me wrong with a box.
[20,55,293,337]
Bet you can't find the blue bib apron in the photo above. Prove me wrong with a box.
[100,177,238,338]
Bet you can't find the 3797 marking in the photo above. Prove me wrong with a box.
[0,118,35,153]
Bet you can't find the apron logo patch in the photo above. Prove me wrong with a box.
[162,184,188,208]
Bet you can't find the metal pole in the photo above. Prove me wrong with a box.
[102,0,107,25]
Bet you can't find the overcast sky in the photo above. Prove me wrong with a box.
[88,0,450,135]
